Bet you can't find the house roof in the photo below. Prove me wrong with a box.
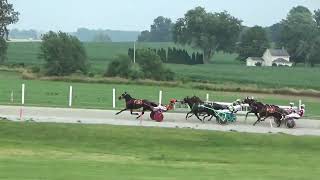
[248,57,264,61]
[269,49,290,57]
[273,58,291,63]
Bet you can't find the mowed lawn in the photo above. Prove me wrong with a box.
[0,120,319,180]
[0,71,319,119]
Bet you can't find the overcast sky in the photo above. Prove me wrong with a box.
[8,0,320,32]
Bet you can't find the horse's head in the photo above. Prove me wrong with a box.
[118,92,131,100]
[243,97,255,104]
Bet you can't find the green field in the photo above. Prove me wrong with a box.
[6,42,320,90]
[0,120,319,180]
[0,71,319,119]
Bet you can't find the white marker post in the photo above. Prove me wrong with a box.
[69,86,73,107]
[20,84,25,120]
[206,94,209,102]
[10,91,14,103]
[159,90,162,105]
[269,119,273,128]
[113,88,116,109]
[21,84,25,105]
[299,100,302,111]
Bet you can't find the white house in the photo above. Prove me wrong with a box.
[246,48,293,67]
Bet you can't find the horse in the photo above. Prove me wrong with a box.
[243,97,265,122]
[181,96,230,122]
[116,92,158,119]
[258,105,289,127]
[243,97,287,126]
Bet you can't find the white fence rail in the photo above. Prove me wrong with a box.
[10,84,302,114]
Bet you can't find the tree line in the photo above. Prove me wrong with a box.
[139,6,320,66]
[128,48,204,65]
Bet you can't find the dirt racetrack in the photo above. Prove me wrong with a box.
[1,105,320,136]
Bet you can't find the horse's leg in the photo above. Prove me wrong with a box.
[245,111,251,121]
[202,114,210,122]
[186,111,193,120]
[115,108,127,115]
[130,109,139,115]
[195,113,203,123]
[136,108,146,119]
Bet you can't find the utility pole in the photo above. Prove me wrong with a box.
[133,41,136,64]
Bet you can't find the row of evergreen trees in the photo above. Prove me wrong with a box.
[128,48,204,65]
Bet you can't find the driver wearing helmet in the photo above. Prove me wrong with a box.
[299,104,305,117]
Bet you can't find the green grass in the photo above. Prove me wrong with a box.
[0,120,320,180]
[169,63,320,90]
[6,42,320,91]
[0,71,319,119]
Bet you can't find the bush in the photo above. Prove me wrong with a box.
[88,72,95,78]
[105,55,132,78]
[0,37,8,64]
[255,62,262,66]
[105,49,175,81]
[39,31,88,76]
[30,66,40,73]
[272,63,277,67]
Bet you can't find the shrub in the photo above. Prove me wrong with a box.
[30,66,40,73]
[255,62,262,66]
[39,31,88,76]
[0,37,8,64]
[88,72,95,78]
[105,49,175,81]
[272,63,277,67]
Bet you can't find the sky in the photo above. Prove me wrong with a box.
[8,0,320,32]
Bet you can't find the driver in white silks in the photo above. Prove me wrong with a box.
[227,99,242,113]
[285,104,305,119]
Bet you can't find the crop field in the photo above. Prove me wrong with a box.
[0,71,319,119]
[0,120,319,180]
[6,42,320,90]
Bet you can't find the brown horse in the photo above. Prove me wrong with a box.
[243,97,287,126]
[116,92,158,119]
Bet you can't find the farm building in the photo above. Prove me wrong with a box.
[246,48,293,67]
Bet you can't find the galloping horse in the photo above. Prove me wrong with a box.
[116,92,158,119]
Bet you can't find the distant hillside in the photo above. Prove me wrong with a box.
[9,28,140,42]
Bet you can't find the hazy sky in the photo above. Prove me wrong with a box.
[8,0,320,32]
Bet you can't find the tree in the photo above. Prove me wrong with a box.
[39,31,88,76]
[314,9,320,28]
[307,36,320,66]
[0,0,19,39]
[279,6,317,64]
[237,26,270,61]
[265,23,284,45]
[105,49,174,81]
[0,0,19,63]
[173,7,242,64]
[138,16,174,42]
[0,37,7,63]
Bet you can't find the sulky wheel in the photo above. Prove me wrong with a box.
[286,118,296,129]
[217,116,228,125]
[150,111,156,120]
[153,112,164,122]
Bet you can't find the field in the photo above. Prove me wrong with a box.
[0,120,319,180]
[0,71,319,119]
[6,42,320,90]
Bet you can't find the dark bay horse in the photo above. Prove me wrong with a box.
[243,97,288,126]
[116,92,158,119]
[182,96,229,122]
